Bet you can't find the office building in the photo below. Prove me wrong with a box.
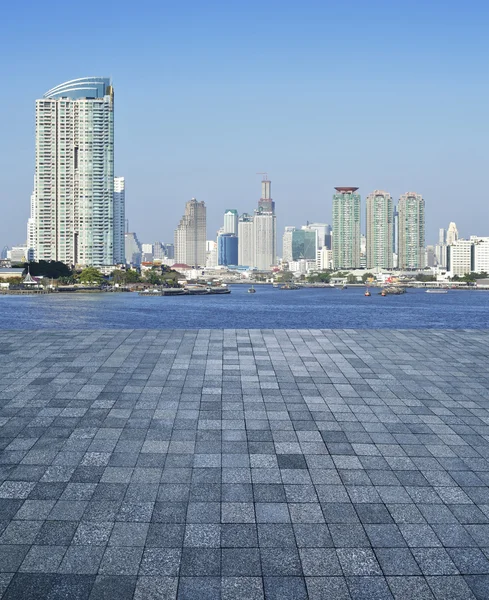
[302,223,332,249]
[292,229,317,261]
[113,177,126,264]
[282,227,296,264]
[447,239,473,277]
[473,237,489,273]
[125,232,142,266]
[397,192,425,269]
[318,247,333,270]
[174,199,207,267]
[28,77,119,267]
[332,187,361,269]
[366,190,394,269]
[238,214,254,267]
[223,209,239,235]
[217,234,238,266]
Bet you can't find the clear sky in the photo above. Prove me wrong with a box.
[1,0,488,252]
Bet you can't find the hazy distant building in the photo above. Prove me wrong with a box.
[113,177,126,264]
[366,190,393,269]
[29,77,119,267]
[125,232,142,266]
[332,187,361,269]
[397,192,425,269]
[174,199,207,267]
[282,227,295,264]
[439,228,447,245]
[292,229,317,261]
[217,234,238,266]
[253,176,276,270]
[446,222,459,246]
[425,245,436,268]
[206,240,218,268]
[223,209,239,235]
[238,214,254,267]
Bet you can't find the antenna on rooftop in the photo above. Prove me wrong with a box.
[256,172,268,181]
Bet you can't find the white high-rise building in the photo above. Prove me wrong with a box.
[472,237,489,274]
[238,214,254,267]
[446,222,459,246]
[29,77,118,267]
[223,210,239,235]
[447,239,472,277]
[27,191,36,261]
[366,190,393,269]
[113,177,126,264]
[174,199,207,267]
[282,227,296,264]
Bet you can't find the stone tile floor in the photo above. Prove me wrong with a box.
[0,329,489,599]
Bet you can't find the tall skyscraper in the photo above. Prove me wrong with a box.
[28,77,119,267]
[113,177,126,264]
[174,199,207,267]
[253,176,276,270]
[446,222,459,246]
[282,227,296,264]
[397,192,425,269]
[366,190,394,269]
[238,213,254,267]
[223,209,239,235]
[332,187,361,269]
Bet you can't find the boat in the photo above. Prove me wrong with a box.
[208,284,231,294]
[185,284,210,295]
[364,290,371,297]
[380,290,386,297]
[248,285,256,294]
[426,289,448,294]
[280,283,300,290]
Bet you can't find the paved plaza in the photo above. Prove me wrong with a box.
[1,329,489,599]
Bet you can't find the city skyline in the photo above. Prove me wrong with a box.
[1,1,488,250]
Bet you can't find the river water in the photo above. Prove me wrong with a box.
[0,286,487,329]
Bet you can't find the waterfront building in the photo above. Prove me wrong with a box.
[125,232,142,266]
[174,199,207,267]
[223,209,239,235]
[318,247,333,270]
[289,259,316,274]
[29,77,119,267]
[472,237,489,273]
[291,229,317,261]
[332,187,361,269]
[397,192,425,269]
[447,222,459,246]
[282,227,296,264]
[447,239,473,276]
[366,190,394,269]
[113,177,126,264]
[238,214,254,267]
[217,234,238,266]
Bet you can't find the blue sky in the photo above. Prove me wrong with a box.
[1,0,488,251]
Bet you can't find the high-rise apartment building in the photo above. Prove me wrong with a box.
[366,190,393,269]
[332,187,361,269]
[28,77,120,267]
[174,199,207,267]
[397,192,425,269]
[113,177,126,264]
[238,214,254,267]
[253,177,276,270]
[223,210,239,235]
[282,227,296,264]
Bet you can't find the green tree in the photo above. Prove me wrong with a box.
[145,271,163,285]
[24,260,72,279]
[362,272,374,283]
[415,273,436,282]
[112,269,140,285]
[346,273,358,284]
[77,267,104,285]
